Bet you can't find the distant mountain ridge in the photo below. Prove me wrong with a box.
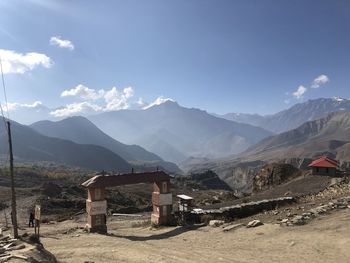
[0,120,132,172]
[88,101,273,163]
[217,97,350,133]
[188,111,350,191]
[30,116,180,173]
[242,110,350,161]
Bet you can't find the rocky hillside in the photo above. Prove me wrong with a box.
[252,163,302,193]
[189,111,350,192]
[242,111,350,162]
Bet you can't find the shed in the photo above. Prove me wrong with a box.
[177,194,193,212]
[308,156,338,176]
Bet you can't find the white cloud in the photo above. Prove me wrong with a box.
[284,99,290,104]
[0,49,52,74]
[143,96,175,110]
[6,101,45,111]
[292,85,307,99]
[50,102,102,117]
[50,36,74,50]
[58,85,176,116]
[59,85,137,114]
[61,84,104,100]
[104,87,135,111]
[311,74,329,89]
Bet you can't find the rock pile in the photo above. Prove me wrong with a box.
[279,196,350,226]
[0,233,27,262]
[304,180,350,202]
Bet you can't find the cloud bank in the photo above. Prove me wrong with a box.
[0,49,52,74]
[50,84,174,117]
[7,101,45,111]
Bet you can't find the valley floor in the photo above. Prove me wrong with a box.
[34,209,350,263]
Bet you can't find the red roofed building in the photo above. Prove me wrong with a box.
[308,156,338,176]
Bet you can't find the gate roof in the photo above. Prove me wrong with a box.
[82,171,171,188]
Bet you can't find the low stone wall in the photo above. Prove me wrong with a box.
[192,197,295,222]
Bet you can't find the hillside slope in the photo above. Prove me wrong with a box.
[242,111,350,161]
[189,111,350,191]
[30,116,180,173]
[0,120,132,172]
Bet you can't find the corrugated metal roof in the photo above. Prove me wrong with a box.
[177,194,193,200]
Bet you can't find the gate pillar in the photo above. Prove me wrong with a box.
[151,180,172,225]
[86,187,107,233]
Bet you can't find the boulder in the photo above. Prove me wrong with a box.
[247,220,263,228]
[209,220,225,227]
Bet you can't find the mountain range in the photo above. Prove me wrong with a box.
[87,101,273,163]
[189,110,350,190]
[0,120,132,172]
[30,116,180,173]
[3,97,350,179]
[241,111,350,162]
[217,97,350,133]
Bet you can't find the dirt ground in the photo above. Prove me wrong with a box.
[31,208,350,263]
[1,174,349,262]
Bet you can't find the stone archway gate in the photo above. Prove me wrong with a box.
[82,171,172,233]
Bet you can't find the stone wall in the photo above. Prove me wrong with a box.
[192,197,295,222]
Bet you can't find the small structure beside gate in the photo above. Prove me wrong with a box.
[82,171,173,233]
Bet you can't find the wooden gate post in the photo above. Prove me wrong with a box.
[151,180,172,225]
[86,187,107,233]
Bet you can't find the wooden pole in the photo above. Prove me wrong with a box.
[3,210,8,228]
[7,121,18,238]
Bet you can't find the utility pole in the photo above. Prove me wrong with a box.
[7,121,18,238]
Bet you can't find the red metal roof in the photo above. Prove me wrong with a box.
[308,156,338,168]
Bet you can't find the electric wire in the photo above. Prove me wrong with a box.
[0,56,10,168]
[0,57,10,120]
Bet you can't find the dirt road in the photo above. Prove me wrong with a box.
[39,209,350,263]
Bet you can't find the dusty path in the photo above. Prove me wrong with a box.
[39,210,350,263]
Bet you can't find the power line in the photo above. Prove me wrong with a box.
[0,56,9,168]
[0,57,8,130]
[0,56,18,238]
[0,57,9,120]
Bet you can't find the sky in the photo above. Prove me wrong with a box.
[0,0,349,120]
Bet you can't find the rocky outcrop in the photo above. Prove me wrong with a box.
[252,163,301,193]
[189,171,232,191]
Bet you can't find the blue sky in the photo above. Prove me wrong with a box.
[0,0,349,118]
